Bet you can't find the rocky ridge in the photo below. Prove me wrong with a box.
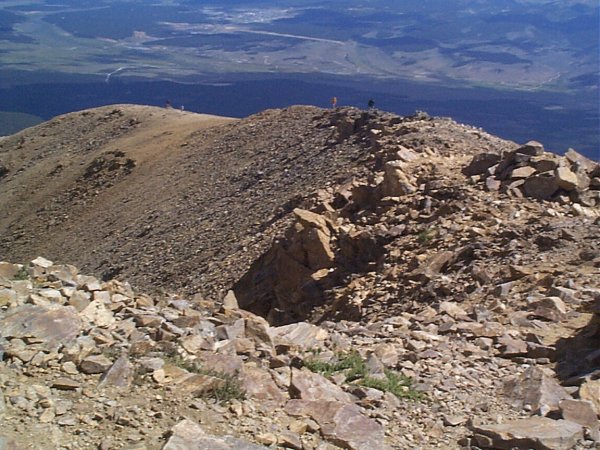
[1,104,599,449]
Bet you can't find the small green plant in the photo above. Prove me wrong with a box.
[12,267,29,280]
[165,355,246,403]
[417,228,436,244]
[304,351,365,379]
[205,372,246,403]
[362,369,423,401]
[304,351,422,400]
[164,354,202,373]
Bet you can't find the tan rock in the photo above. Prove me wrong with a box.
[79,355,113,374]
[471,417,583,450]
[382,161,416,197]
[0,262,20,280]
[51,378,80,391]
[223,290,239,310]
[555,167,579,191]
[290,368,353,403]
[31,256,53,268]
[580,379,600,415]
[559,399,598,427]
[293,208,332,236]
[531,296,567,322]
[269,322,329,351]
[79,300,115,328]
[511,166,537,178]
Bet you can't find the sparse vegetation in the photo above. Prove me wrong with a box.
[417,227,436,244]
[12,267,29,280]
[165,355,246,403]
[363,369,423,401]
[203,371,246,404]
[304,351,423,400]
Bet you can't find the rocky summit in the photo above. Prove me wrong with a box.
[0,104,599,450]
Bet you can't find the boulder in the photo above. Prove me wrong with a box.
[504,366,570,415]
[523,173,559,200]
[285,400,388,450]
[579,379,600,415]
[290,368,354,402]
[163,419,267,450]
[269,322,329,351]
[382,161,416,196]
[0,304,82,348]
[243,366,287,407]
[471,417,583,450]
[531,297,567,322]
[98,356,134,388]
[463,153,502,176]
[555,167,579,191]
[559,399,598,428]
[79,355,113,374]
[516,141,544,156]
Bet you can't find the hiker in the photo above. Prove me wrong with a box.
[331,96,338,108]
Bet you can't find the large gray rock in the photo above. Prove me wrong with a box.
[0,304,82,347]
[163,419,267,450]
[98,356,134,388]
[516,140,544,156]
[523,173,559,200]
[504,366,570,415]
[285,400,389,450]
[471,417,583,450]
[462,153,501,176]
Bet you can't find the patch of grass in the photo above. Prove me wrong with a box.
[363,370,423,401]
[165,354,200,373]
[304,351,422,400]
[165,355,246,403]
[304,350,365,380]
[204,371,246,404]
[417,228,436,244]
[12,267,29,280]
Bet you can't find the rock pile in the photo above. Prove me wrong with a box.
[463,142,600,207]
[2,255,599,449]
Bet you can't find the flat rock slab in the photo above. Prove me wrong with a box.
[163,419,267,450]
[471,417,584,450]
[269,322,329,350]
[285,399,388,450]
[0,304,82,347]
[98,356,134,388]
[243,366,288,407]
[290,367,354,402]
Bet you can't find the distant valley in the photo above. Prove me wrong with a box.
[0,0,598,158]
